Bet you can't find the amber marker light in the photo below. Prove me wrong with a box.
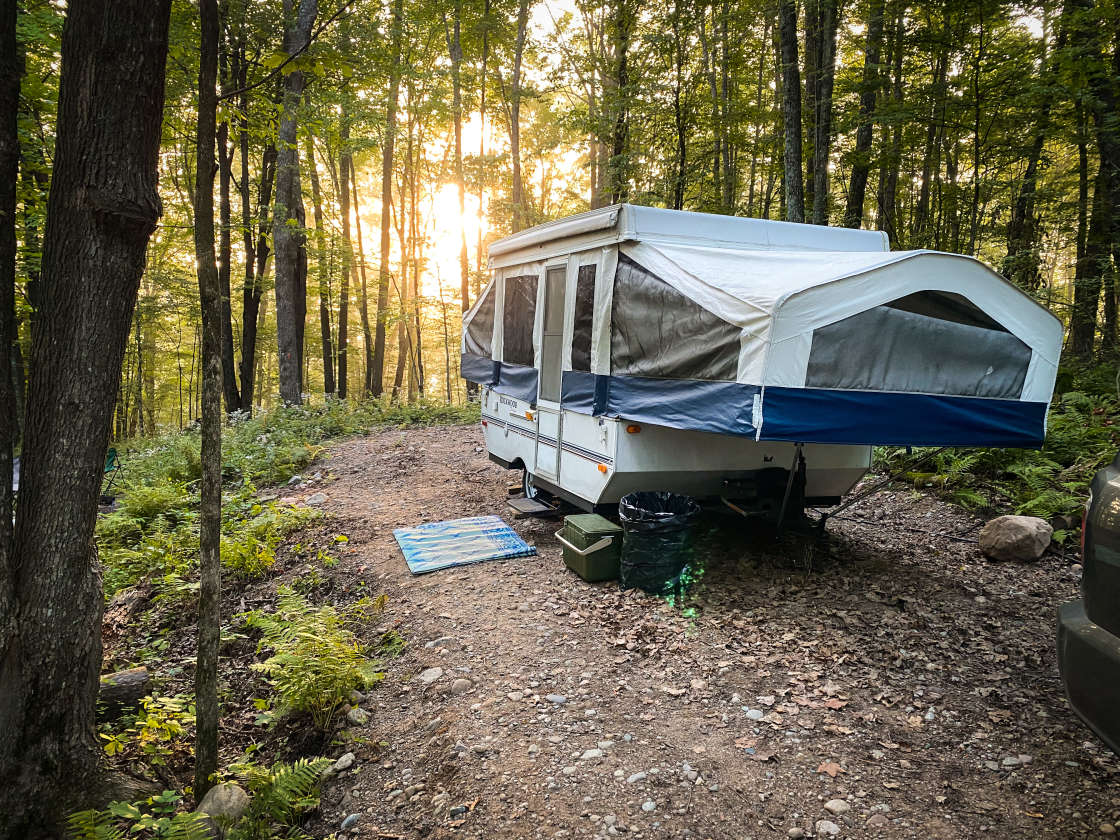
[525,411,534,421]
[625,424,642,434]
[598,464,608,473]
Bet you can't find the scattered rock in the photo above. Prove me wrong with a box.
[787,830,807,839]
[194,783,250,839]
[867,814,889,829]
[305,492,327,506]
[340,813,360,831]
[426,637,456,649]
[346,707,369,726]
[332,752,355,773]
[641,800,656,813]
[1101,824,1116,836]
[978,515,1052,562]
[417,667,444,685]
[546,694,568,704]
[815,819,841,837]
[450,678,473,695]
[580,748,604,761]
[627,772,647,784]
[824,799,851,816]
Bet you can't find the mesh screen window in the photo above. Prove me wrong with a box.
[503,274,538,367]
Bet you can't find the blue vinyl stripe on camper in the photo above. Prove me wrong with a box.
[561,371,759,437]
[493,362,539,404]
[759,386,1048,447]
[461,352,498,385]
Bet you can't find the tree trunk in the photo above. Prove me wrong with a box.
[843,0,884,228]
[272,0,317,405]
[0,0,17,610]
[337,106,352,400]
[608,0,635,205]
[810,0,838,225]
[0,0,171,833]
[777,0,804,222]
[352,177,375,396]
[444,3,470,319]
[510,0,530,230]
[239,141,276,414]
[193,0,222,799]
[217,81,240,412]
[371,0,402,397]
[305,132,335,395]
[876,1,905,245]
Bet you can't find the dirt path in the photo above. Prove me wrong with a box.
[297,423,1119,840]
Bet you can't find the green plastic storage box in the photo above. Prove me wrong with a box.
[556,514,623,582]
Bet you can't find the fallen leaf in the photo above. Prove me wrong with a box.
[817,761,844,777]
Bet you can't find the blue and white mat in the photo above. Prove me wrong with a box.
[393,515,537,575]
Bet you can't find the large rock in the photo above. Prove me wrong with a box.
[978,515,1053,562]
[194,783,250,839]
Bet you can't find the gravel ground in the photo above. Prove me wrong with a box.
[263,422,1120,840]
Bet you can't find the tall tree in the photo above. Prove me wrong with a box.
[778,0,804,222]
[807,0,840,225]
[509,0,531,229]
[192,0,222,799]
[0,0,17,624]
[272,0,317,405]
[843,0,885,228]
[0,0,171,832]
[305,132,336,394]
[371,0,403,397]
[337,98,352,399]
[444,1,471,319]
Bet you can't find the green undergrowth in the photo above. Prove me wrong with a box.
[96,398,479,597]
[879,363,1120,539]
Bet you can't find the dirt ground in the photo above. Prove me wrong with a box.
[274,423,1120,840]
[240,424,1120,838]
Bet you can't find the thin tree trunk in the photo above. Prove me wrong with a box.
[239,141,275,414]
[510,0,530,230]
[0,1,171,832]
[217,61,240,412]
[337,111,352,399]
[843,0,884,228]
[192,0,221,799]
[778,0,804,222]
[444,3,470,318]
[810,0,838,225]
[352,176,375,395]
[876,1,905,245]
[305,132,335,394]
[371,0,402,397]
[272,0,317,405]
[477,0,490,279]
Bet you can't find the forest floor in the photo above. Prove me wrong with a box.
[107,422,1120,839]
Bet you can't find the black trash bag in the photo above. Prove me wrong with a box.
[618,492,701,596]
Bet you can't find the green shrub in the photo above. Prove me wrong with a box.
[245,589,385,728]
[224,757,333,840]
[67,791,210,840]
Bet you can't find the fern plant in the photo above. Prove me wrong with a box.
[245,589,384,728]
[224,758,333,840]
[68,794,212,840]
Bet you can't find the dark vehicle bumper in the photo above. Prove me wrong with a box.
[1058,600,1120,754]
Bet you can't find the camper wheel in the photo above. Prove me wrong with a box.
[522,469,550,502]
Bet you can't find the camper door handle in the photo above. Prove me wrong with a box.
[554,530,614,556]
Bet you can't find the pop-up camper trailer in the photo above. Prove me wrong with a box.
[461,204,1062,514]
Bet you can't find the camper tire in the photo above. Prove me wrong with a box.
[522,469,548,502]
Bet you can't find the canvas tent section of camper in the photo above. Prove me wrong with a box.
[461,204,1062,449]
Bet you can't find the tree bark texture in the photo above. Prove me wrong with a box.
[509,0,531,230]
[371,0,402,397]
[0,0,18,604]
[778,0,804,222]
[193,0,222,800]
[0,1,171,834]
[272,0,317,405]
[305,132,335,395]
[337,109,352,399]
[843,0,884,228]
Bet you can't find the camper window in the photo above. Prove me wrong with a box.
[571,264,596,372]
[806,293,1031,399]
[464,282,495,357]
[610,254,740,381]
[503,274,537,367]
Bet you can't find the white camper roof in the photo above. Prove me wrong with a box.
[487,204,888,266]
